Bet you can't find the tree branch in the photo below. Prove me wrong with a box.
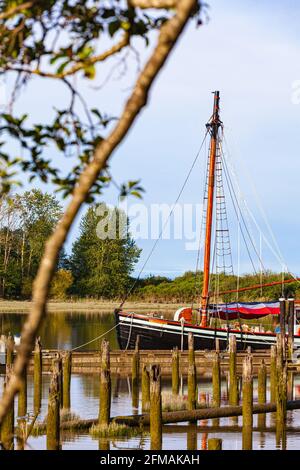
[129,0,177,8]
[0,0,197,424]
[0,1,37,20]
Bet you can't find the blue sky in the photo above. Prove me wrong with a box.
[5,0,300,278]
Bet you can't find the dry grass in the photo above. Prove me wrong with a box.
[0,300,181,313]
[162,391,188,412]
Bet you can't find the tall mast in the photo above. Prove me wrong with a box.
[201,91,222,327]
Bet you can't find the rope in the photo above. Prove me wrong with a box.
[124,313,134,351]
[71,322,121,351]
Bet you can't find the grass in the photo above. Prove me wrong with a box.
[31,409,82,436]
[162,392,188,412]
[89,421,144,438]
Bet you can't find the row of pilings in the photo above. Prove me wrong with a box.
[0,329,295,450]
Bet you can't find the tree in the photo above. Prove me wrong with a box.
[0,0,202,425]
[50,269,73,299]
[0,190,63,298]
[16,189,62,288]
[70,204,141,298]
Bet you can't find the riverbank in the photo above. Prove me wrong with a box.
[0,300,182,313]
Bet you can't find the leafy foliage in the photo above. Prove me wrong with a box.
[69,203,141,298]
[130,270,299,303]
[0,0,203,198]
[0,189,63,297]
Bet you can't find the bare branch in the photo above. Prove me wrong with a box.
[7,33,130,80]
[129,0,177,8]
[0,0,197,424]
[0,1,37,20]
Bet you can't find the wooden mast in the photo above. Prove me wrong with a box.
[201,91,222,327]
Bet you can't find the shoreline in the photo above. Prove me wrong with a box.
[0,300,182,313]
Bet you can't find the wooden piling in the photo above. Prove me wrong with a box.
[242,354,253,450]
[188,333,197,411]
[142,364,150,412]
[5,333,14,366]
[99,340,111,427]
[0,365,14,450]
[132,336,140,408]
[257,359,267,429]
[276,359,287,447]
[288,298,295,360]
[33,337,42,414]
[229,335,238,405]
[212,351,221,408]
[62,351,72,410]
[208,438,222,450]
[46,368,60,450]
[279,299,286,361]
[150,364,162,450]
[52,354,63,408]
[186,423,197,450]
[270,345,277,404]
[172,347,180,395]
[18,366,27,418]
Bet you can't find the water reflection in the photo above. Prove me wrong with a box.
[1,311,300,450]
[0,312,119,351]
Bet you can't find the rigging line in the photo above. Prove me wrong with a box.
[222,132,290,275]
[119,130,209,308]
[223,132,286,267]
[71,322,121,351]
[220,142,266,271]
[191,132,211,312]
[220,146,257,274]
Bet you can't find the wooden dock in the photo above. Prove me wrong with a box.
[23,349,281,375]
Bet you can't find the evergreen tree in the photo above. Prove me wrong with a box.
[70,204,141,298]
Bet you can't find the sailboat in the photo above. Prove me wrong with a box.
[115,91,300,351]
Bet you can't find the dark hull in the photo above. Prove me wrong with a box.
[115,311,293,351]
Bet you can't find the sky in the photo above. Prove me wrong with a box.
[4,0,300,278]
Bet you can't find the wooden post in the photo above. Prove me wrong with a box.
[229,335,238,405]
[188,333,197,411]
[132,336,140,409]
[46,368,60,450]
[52,354,63,408]
[242,354,253,450]
[187,423,197,450]
[150,364,162,450]
[208,438,222,450]
[279,298,286,361]
[142,364,150,412]
[99,339,111,428]
[62,351,72,410]
[172,347,179,395]
[288,298,295,360]
[34,337,42,414]
[18,366,27,418]
[270,345,277,403]
[257,359,267,429]
[212,351,221,408]
[276,358,287,447]
[5,332,14,365]
[0,365,14,450]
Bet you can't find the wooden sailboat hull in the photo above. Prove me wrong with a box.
[115,311,300,351]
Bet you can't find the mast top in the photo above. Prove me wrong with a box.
[206,90,222,137]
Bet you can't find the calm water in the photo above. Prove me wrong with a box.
[1,311,300,450]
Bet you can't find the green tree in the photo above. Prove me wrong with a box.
[50,269,73,299]
[16,189,62,292]
[70,204,141,298]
